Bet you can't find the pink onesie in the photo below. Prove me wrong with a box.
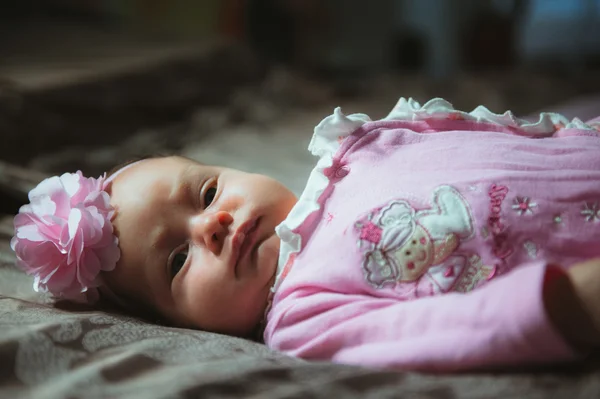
[263,98,600,371]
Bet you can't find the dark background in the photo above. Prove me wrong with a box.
[1,0,600,213]
[2,1,598,75]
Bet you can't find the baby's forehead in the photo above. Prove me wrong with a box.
[112,157,187,197]
[134,157,213,183]
[126,156,187,174]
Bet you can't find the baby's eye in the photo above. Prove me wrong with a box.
[170,249,188,279]
[203,185,217,208]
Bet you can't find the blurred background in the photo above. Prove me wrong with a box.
[1,0,600,217]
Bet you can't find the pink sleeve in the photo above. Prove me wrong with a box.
[266,262,580,371]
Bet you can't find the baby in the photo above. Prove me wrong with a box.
[11,97,600,372]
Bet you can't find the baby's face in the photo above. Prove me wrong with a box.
[104,156,297,336]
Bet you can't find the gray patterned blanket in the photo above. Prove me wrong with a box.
[1,292,600,398]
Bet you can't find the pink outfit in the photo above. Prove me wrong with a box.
[263,98,600,371]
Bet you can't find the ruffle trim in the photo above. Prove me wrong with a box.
[272,110,370,292]
[385,97,594,134]
[271,97,597,292]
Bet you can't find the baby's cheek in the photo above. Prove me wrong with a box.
[179,270,209,306]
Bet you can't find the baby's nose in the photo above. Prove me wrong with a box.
[190,211,233,254]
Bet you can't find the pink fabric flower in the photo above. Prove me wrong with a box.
[10,171,120,300]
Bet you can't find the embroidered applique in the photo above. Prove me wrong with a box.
[454,255,496,293]
[355,185,475,290]
[488,184,507,234]
[512,196,537,215]
[423,253,467,294]
[487,184,513,260]
[581,202,600,222]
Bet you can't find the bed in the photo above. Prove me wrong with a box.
[2,82,600,398]
[1,257,600,398]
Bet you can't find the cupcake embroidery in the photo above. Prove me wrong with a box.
[355,185,475,292]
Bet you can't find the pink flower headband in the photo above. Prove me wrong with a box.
[10,162,140,303]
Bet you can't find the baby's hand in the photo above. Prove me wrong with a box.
[567,259,600,341]
[544,259,600,351]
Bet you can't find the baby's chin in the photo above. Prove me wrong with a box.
[256,233,280,287]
